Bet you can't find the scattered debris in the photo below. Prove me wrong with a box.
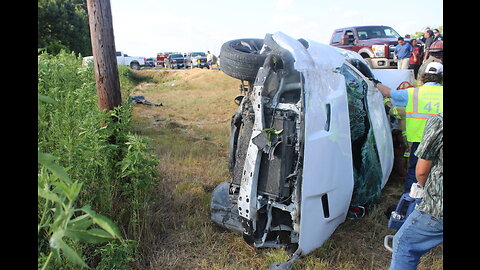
[129,95,163,106]
[138,83,157,90]
[153,117,168,121]
[162,80,177,87]
[196,118,209,123]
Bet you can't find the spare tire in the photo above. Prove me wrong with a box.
[220,38,267,82]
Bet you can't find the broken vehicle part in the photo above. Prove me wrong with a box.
[211,181,244,234]
[129,95,163,106]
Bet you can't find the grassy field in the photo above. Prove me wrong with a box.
[127,67,443,270]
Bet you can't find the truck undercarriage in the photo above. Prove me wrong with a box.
[213,42,304,250]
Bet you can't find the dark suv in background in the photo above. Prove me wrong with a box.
[164,53,186,69]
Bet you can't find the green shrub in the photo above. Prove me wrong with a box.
[38,51,159,269]
[93,240,137,270]
[38,152,122,269]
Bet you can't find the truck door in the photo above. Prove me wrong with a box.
[116,51,124,65]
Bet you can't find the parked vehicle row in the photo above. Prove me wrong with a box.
[82,50,210,70]
[156,51,209,69]
[83,25,407,73]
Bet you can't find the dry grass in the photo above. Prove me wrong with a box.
[127,68,443,269]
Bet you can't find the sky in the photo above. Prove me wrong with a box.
[109,0,443,58]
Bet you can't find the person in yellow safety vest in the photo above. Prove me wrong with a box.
[370,62,443,193]
[384,81,414,158]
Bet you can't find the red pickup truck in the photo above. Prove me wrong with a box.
[330,25,408,69]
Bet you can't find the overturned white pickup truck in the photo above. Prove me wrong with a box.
[211,32,413,269]
[82,51,146,70]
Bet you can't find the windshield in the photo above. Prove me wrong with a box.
[356,26,401,40]
[170,54,183,58]
[191,52,206,57]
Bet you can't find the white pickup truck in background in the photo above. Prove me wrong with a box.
[82,51,146,70]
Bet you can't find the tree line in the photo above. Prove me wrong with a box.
[38,0,92,56]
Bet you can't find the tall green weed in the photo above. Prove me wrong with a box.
[38,51,159,269]
[38,152,122,269]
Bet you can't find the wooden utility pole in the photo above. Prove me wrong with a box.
[86,0,122,113]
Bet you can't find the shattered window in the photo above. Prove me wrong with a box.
[340,65,383,207]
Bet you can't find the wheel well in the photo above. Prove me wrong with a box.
[360,52,371,59]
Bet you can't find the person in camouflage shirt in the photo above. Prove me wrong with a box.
[389,113,443,270]
[415,113,443,219]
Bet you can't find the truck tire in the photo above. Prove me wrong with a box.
[220,38,267,82]
[130,62,140,70]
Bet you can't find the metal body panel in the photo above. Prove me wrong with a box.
[367,69,414,188]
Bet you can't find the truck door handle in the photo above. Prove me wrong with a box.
[324,103,331,131]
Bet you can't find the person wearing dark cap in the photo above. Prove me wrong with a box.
[370,62,443,193]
